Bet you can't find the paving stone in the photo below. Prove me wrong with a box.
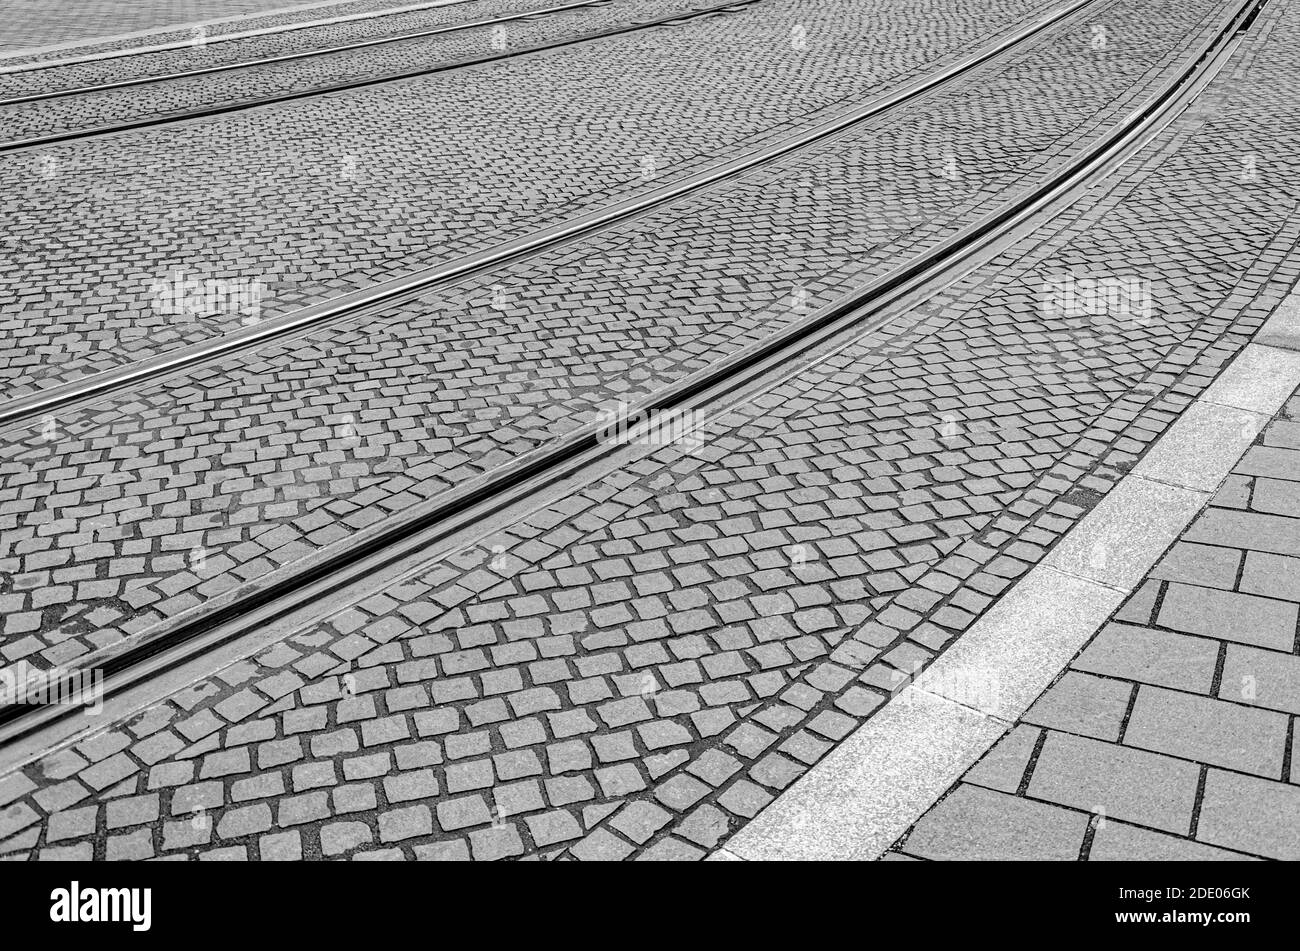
[352,848,405,861]
[436,795,491,832]
[1197,769,1300,860]
[903,784,1087,860]
[1236,445,1300,482]
[1089,820,1253,861]
[653,774,711,812]
[0,773,36,809]
[964,725,1038,794]
[292,761,339,792]
[383,769,437,804]
[161,817,212,851]
[393,741,442,770]
[686,749,743,787]
[277,792,329,827]
[445,759,494,794]
[258,737,304,769]
[1150,542,1241,590]
[493,780,545,818]
[171,781,222,815]
[105,794,160,830]
[1253,477,1300,518]
[468,824,524,860]
[1239,551,1300,603]
[216,803,273,839]
[593,731,640,765]
[1184,510,1300,559]
[1124,685,1288,778]
[80,753,138,791]
[716,780,773,819]
[343,752,392,781]
[48,806,98,843]
[595,764,646,798]
[40,843,95,861]
[569,828,635,862]
[524,810,582,847]
[258,830,302,860]
[379,804,433,843]
[309,729,358,759]
[1219,643,1300,715]
[413,840,472,861]
[545,776,596,808]
[636,837,706,861]
[106,828,155,861]
[1023,672,1131,741]
[1072,623,1218,694]
[1027,732,1198,835]
[608,801,671,844]
[1157,584,1298,652]
[676,804,731,849]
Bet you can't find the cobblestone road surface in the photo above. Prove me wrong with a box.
[0,0,441,56]
[0,0,1296,861]
[0,0,723,142]
[893,385,1300,861]
[1,0,556,99]
[0,0,1232,670]
[1,0,1056,393]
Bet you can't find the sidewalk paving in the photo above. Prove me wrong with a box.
[891,384,1300,861]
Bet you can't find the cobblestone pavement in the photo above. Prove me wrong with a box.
[0,0,1234,670]
[0,0,1056,394]
[0,0,1296,861]
[0,0,720,142]
[1,0,561,99]
[0,0,436,57]
[891,385,1300,861]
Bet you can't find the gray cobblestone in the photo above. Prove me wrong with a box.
[6,0,1300,866]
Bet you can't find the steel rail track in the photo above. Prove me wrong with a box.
[0,0,607,106]
[0,0,1100,428]
[0,0,748,153]
[0,0,1266,749]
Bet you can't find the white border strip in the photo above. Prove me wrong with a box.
[0,0,475,73]
[717,301,1300,861]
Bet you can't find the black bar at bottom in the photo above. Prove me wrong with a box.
[0,859,1281,939]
